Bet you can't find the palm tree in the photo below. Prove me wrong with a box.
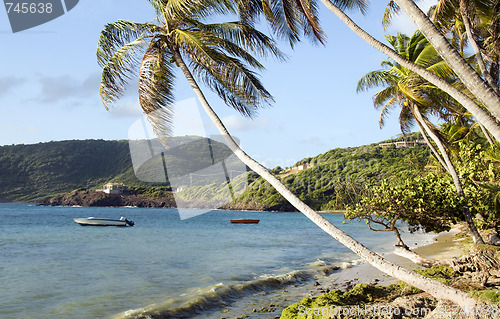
[357,31,485,245]
[323,0,500,142]
[430,0,500,145]
[385,0,497,94]
[241,0,500,142]
[97,0,477,309]
[391,0,500,119]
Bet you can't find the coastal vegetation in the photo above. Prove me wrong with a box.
[230,135,429,211]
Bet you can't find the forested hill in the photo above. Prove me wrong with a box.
[0,134,430,206]
[0,137,238,202]
[0,140,133,202]
[227,134,430,211]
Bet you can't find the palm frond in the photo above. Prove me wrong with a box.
[99,36,149,110]
[382,1,399,30]
[97,20,156,67]
[331,0,369,15]
[357,70,397,92]
[398,101,415,134]
[376,95,397,128]
[295,0,326,44]
[138,38,176,145]
[373,86,397,109]
[194,21,286,61]
[174,29,273,116]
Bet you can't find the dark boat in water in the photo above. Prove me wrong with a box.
[230,219,260,224]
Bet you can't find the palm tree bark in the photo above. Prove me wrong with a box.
[320,0,500,143]
[411,104,485,244]
[393,0,500,120]
[171,48,478,310]
[414,118,451,174]
[394,245,454,267]
[479,122,495,145]
[459,0,499,94]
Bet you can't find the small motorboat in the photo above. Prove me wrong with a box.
[230,219,260,224]
[73,216,134,227]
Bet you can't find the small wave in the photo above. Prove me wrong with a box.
[114,260,361,319]
[114,270,315,318]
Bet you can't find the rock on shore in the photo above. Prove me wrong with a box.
[40,189,176,208]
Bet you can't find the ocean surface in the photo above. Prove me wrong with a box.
[0,203,437,319]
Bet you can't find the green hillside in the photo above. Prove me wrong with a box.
[0,134,431,208]
[0,140,133,202]
[0,137,244,202]
[230,134,430,211]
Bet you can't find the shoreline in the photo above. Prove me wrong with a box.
[186,226,463,319]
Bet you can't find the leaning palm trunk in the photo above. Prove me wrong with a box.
[320,0,500,143]
[394,245,454,268]
[393,0,500,120]
[479,122,495,146]
[459,0,498,94]
[411,104,485,244]
[171,49,478,310]
[415,119,451,174]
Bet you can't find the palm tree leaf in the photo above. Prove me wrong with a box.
[357,70,397,92]
[330,0,369,14]
[97,20,156,67]
[382,1,400,30]
[398,102,415,134]
[173,29,273,116]
[149,0,234,22]
[99,36,149,110]
[194,21,286,61]
[376,95,397,128]
[373,86,397,109]
[138,38,176,145]
[294,0,326,44]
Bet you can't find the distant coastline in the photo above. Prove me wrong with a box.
[39,189,298,212]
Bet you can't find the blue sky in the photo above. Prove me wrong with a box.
[0,0,436,168]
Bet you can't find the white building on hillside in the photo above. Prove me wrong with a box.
[102,183,128,195]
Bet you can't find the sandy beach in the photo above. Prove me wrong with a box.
[325,224,467,288]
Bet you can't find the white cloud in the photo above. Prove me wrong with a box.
[108,100,143,119]
[37,72,100,104]
[222,114,269,132]
[0,76,24,98]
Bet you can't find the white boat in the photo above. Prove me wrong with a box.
[73,216,134,227]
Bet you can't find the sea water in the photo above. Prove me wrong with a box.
[0,203,437,318]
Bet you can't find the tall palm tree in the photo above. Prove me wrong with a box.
[390,0,500,118]
[431,0,500,145]
[242,0,500,142]
[323,0,500,141]
[97,0,477,309]
[357,31,485,244]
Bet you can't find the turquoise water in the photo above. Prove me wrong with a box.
[0,203,435,318]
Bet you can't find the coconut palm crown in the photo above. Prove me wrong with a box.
[357,30,486,244]
[97,0,284,143]
[234,0,369,46]
[357,31,457,134]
